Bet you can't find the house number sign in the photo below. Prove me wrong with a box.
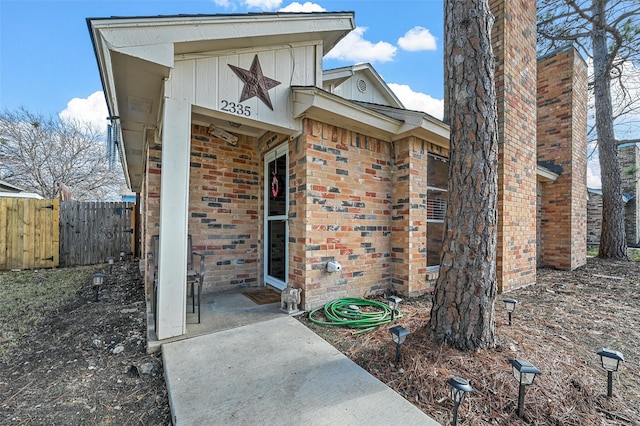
[220,100,251,117]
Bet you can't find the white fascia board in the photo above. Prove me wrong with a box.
[92,36,133,189]
[293,87,402,139]
[322,67,354,86]
[94,37,119,116]
[90,13,353,55]
[362,102,450,146]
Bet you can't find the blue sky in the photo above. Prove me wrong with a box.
[0,0,445,121]
[3,0,636,188]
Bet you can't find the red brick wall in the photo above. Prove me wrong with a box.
[491,0,538,291]
[188,125,262,292]
[291,119,394,309]
[391,138,430,297]
[142,136,162,294]
[537,46,588,269]
[143,125,263,294]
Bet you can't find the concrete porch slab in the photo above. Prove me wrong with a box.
[162,315,440,425]
[146,289,287,353]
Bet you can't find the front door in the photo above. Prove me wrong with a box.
[263,144,288,290]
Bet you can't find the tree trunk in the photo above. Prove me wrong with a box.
[428,0,499,351]
[592,0,629,260]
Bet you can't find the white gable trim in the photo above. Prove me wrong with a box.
[293,86,450,146]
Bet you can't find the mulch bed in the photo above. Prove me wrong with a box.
[299,257,640,425]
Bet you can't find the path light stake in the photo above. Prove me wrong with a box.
[387,296,402,321]
[508,359,541,419]
[107,256,115,274]
[92,273,105,302]
[503,298,518,325]
[596,348,624,397]
[388,325,410,364]
[447,376,472,426]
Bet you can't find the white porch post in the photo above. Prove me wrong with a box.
[156,97,191,340]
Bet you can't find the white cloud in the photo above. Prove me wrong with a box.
[388,83,444,120]
[59,91,109,134]
[397,26,437,52]
[212,0,236,9]
[587,158,601,189]
[279,2,325,12]
[325,27,397,63]
[243,0,282,10]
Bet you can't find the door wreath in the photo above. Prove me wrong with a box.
[271,172,280,197]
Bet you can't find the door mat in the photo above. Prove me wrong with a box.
[243,288,281,305]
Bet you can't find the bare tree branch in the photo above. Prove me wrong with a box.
[0,108,125,200]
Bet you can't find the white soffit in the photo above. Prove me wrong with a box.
[112,43,174,68]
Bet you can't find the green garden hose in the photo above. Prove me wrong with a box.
[308,297,402,334]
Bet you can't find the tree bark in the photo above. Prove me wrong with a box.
[592,0,629,260]
[428,0,499,351]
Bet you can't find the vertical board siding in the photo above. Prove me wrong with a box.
[0,198,59,270]
[59,201,133,267]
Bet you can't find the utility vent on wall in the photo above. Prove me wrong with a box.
[357,79,367,93]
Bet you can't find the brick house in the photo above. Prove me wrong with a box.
[587,143,640,247]
[88,6,587,340]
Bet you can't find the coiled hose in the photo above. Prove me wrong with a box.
[308,297,402,334]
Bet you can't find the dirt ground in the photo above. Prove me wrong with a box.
[0,260,171,425]
[1,257,639,425]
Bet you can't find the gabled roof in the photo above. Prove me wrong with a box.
[87,12,355,191]
[323,63,404,109]
[292,86,449,146]
[0,179,24,193]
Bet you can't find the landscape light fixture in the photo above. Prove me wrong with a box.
[107,256,115,274]
[447,376,473,426]
[387,296,402,321]
[120,251,125,261]
[503,298,518,325]
[388,325,410,364]
[92,273,105,302]
[596,348,624,397]
[508,359,541,419]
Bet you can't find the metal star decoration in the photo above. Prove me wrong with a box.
[228,55,281,110]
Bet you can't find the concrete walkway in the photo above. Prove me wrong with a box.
[162,316,441,425]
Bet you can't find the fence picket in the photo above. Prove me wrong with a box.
[0,198,131,270]
[0,198,59,270]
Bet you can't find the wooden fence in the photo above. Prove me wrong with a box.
[59,201,134,267]
[0,198,60,270]
[0,198,135,270]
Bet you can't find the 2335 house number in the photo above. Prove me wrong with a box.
[220,100,251,117]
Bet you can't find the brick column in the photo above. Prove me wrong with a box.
[391,138,429,296]
[490,0,538,291]
[143,133,162,295]
[537,46,588,269]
